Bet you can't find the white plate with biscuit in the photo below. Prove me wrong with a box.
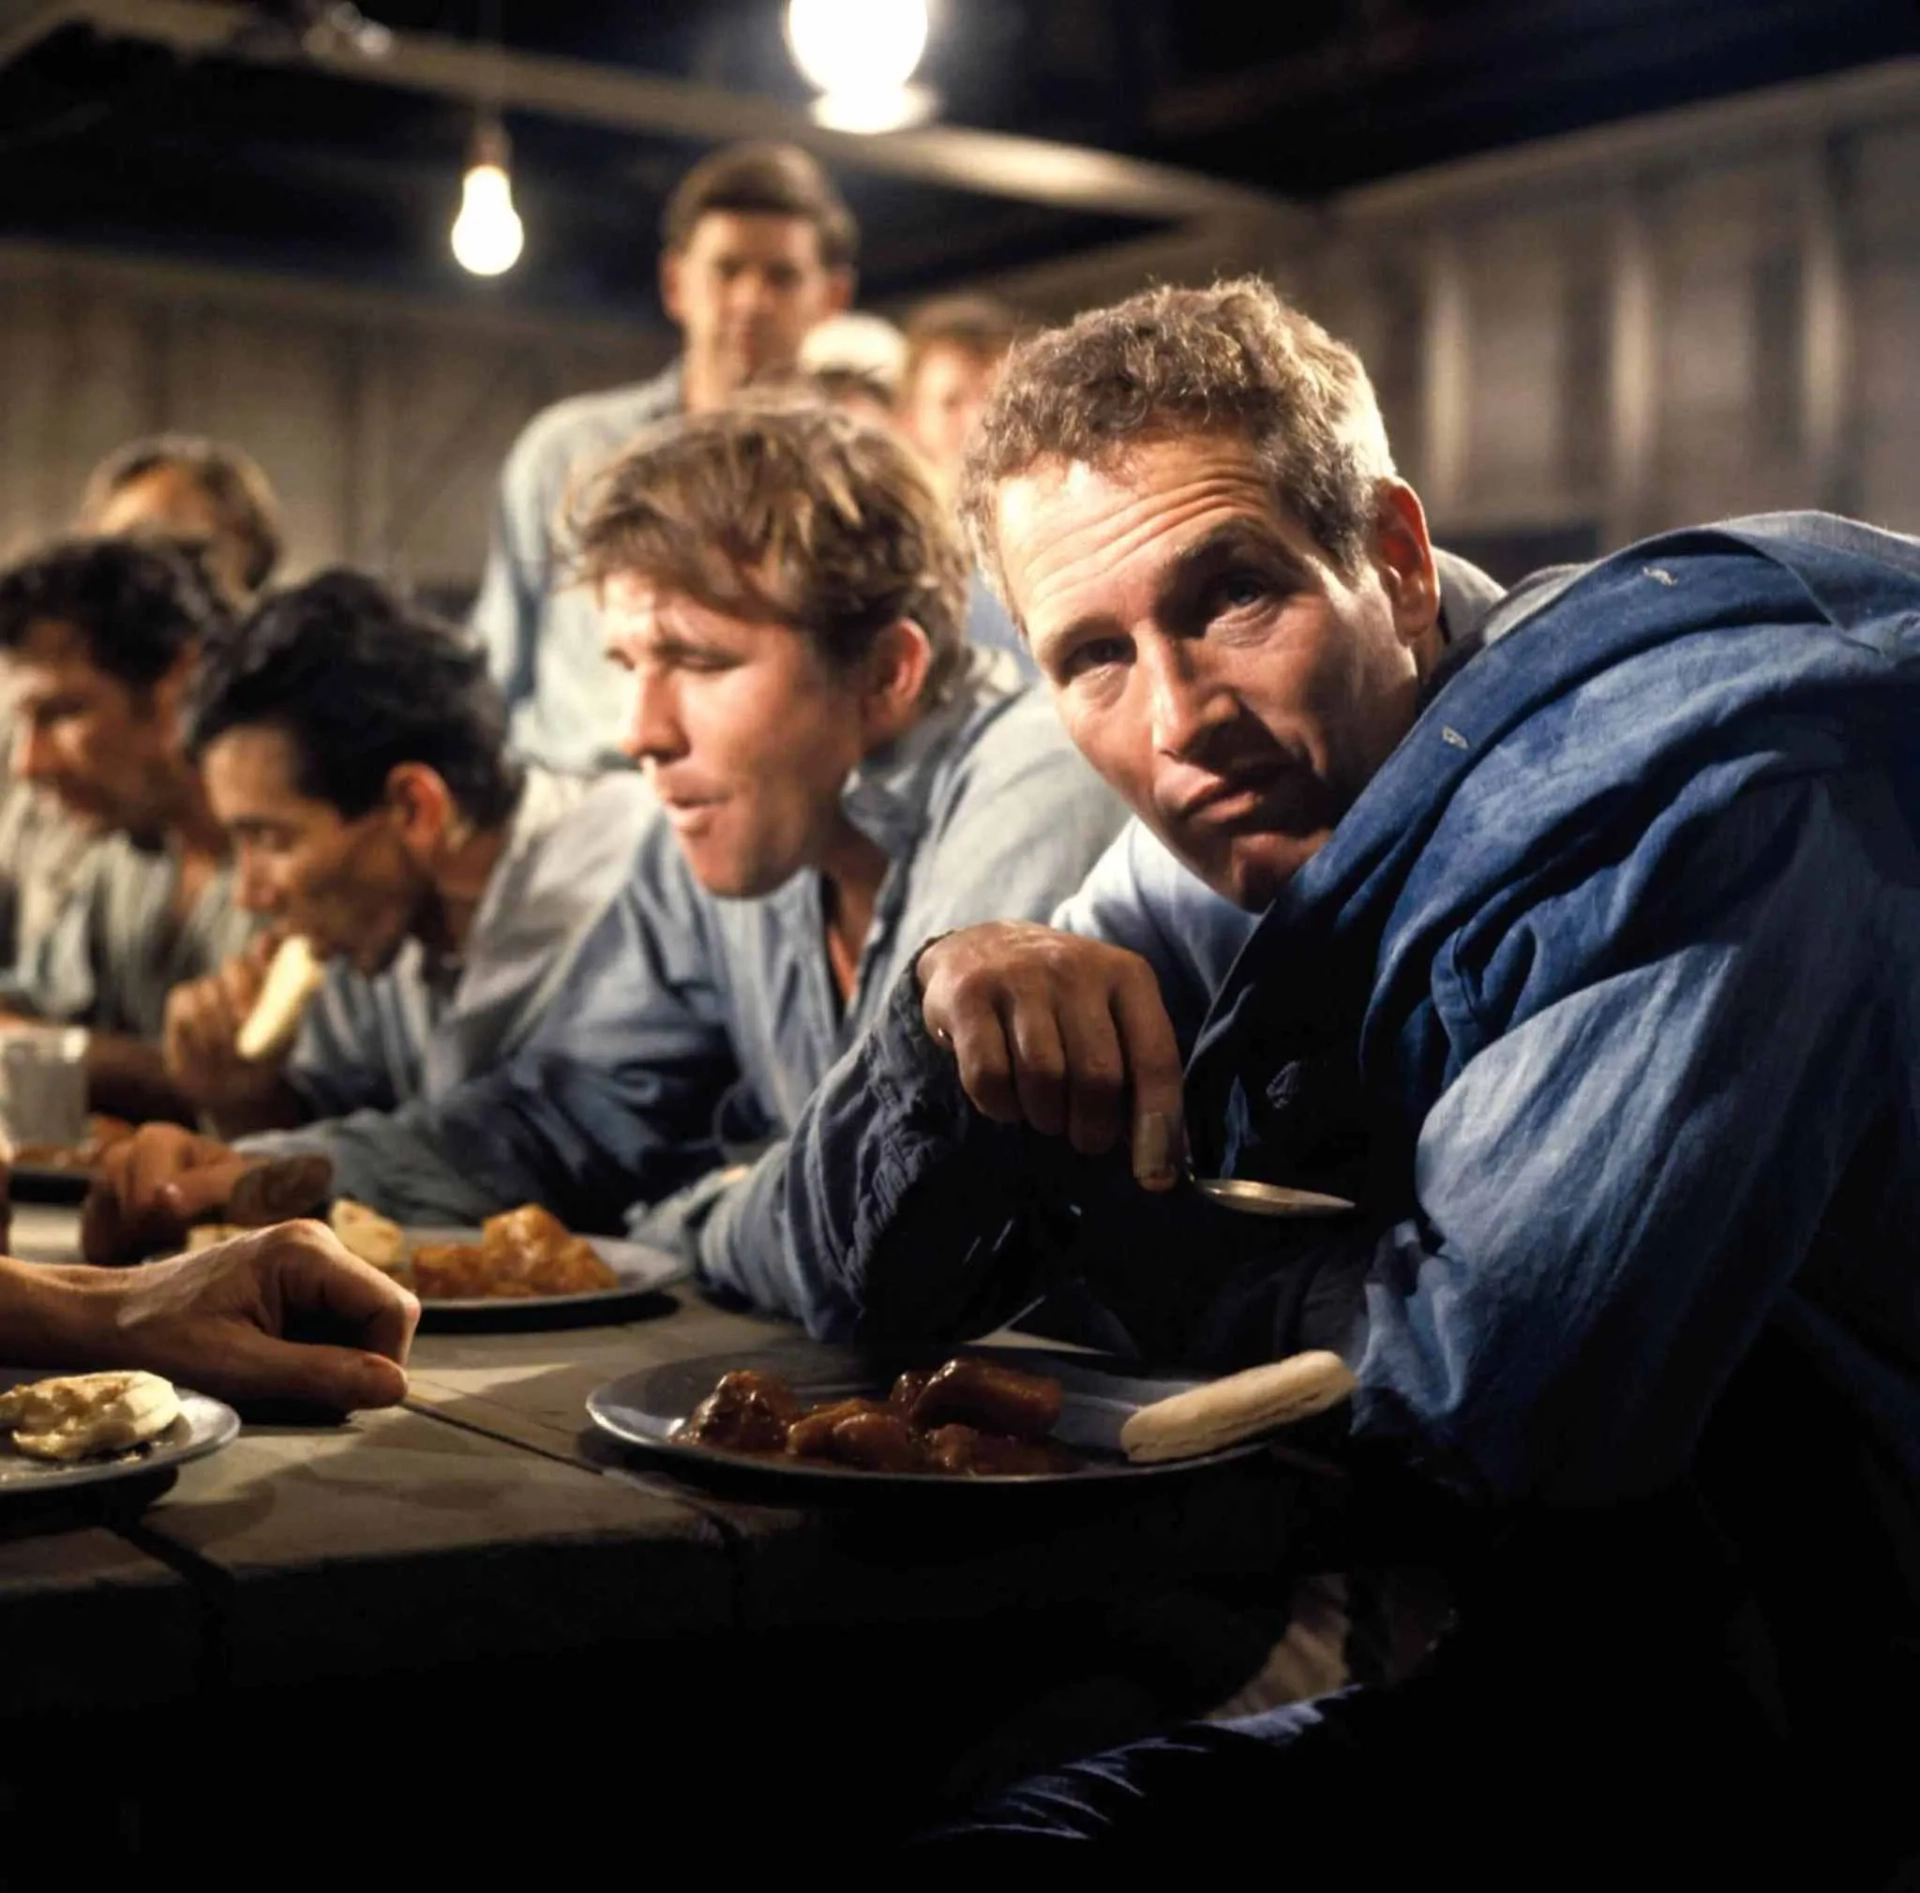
[0,1368,240,1496]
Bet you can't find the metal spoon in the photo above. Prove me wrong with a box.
[1188,1171,1358,1218]
[1132,1111,1358,1217]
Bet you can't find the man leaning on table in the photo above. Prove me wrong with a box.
[728,282,1919,1878]
[92,398,1129,1300]
[157,570,651,1143]
[472,141,855,771]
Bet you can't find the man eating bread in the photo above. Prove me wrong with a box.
[149,571,653,1152]
[738,282,1920,1877]
[97,560,652,1174]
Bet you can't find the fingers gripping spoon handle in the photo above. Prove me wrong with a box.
[1132,1109,1356,1217]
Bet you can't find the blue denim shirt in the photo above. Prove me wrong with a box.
[766,515,1920,1546]
[285,653,1129,1308]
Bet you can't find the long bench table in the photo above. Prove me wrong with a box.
[0,1203,1320,1865]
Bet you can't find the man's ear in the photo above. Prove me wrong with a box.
[659,248,686,328]
[822,267,855,320]
[859,619,933,746]
[382,762,456,857]
[1370,480,1442,654]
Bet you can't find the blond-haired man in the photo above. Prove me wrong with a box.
[96,401,1126,1300]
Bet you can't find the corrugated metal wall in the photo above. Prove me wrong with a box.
[0,242,670,605]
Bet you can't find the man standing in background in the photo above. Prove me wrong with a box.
[471,141,856,771]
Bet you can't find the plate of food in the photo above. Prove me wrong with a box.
[586,1342,1306,1497]
[179,1198,685,1329]
[0,1367,240,1497]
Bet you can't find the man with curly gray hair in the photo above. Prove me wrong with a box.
[764,277,1920,1877]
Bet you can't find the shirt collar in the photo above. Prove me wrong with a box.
[834,647,1025,862]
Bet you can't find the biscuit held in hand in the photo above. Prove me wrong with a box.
[235,936,325,1062]
[1119,1350,1358,1463]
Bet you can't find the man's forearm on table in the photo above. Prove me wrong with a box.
[203,1076,311,1140]
[0,1258,118,1365]
[239,1105,510,1224]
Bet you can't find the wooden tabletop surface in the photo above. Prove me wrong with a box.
[0,1201,1314,1717]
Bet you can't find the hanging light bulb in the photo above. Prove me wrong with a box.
[786,0,934,134]
[451,114,524,277]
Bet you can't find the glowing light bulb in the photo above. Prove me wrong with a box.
[451,120,523,277]
[787,0,928,93]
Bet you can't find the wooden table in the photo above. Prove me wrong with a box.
[0,1203,1319,1866]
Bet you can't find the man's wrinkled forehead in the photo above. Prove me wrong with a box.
[992,435,1302,629]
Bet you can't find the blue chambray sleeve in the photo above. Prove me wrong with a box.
[240,823,738,1229]
[1352,774,1892,1504]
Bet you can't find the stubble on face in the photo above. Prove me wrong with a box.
[997,436,1435,911]
[601,573,871,902]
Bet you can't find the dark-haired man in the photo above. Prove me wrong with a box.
[473,141,856,770]
[0,537,253,1118]
[0,438,283,1003]
[755,281,1920,1875]
[157,571,653,1144]
[95,403,1126,1296]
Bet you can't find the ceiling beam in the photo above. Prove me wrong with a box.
[68,0,1308,238]
[0,0,80,69]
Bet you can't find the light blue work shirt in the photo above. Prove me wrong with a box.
[246,767,655,1137]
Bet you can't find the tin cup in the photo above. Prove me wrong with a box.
[0,1024,91,1149]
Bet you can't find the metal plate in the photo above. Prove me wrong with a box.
[0,1370,240,1496]
[587,1341,1272,1497]
[404,1227,685,1329]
